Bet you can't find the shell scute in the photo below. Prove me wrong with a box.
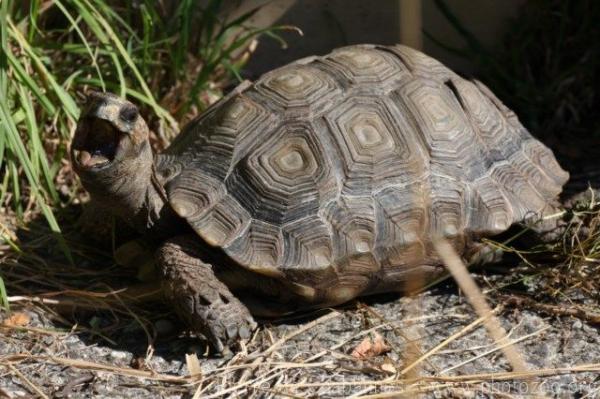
[163,45,568,295]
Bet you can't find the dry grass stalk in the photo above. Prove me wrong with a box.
[274,363,600,390]
[400,310,493,375]
[425,363,600,382]
[432,238,546,397]
[580,386,600,399]
[400,269,426,384]
[246,310,341,360]
[6,363,50,399]
[432,239,530,373]
[440,326,550,374]
[192,310,343,398]
[359,304,439,374]
[185,353,203,379]
[499,293,600,323]
[0,324,67,336]
[2,354,189,383]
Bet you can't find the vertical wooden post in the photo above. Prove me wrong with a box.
[399,0,423,50]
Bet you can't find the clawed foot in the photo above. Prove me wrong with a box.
[194,288,258,354]
[156,235,258,355]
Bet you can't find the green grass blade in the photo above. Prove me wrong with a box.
[0,170,10,206]
[80,0,176,128]
[0,125,5,171]
[0,0,8,97]
[8,18,79,120]
[75,77,159,105]
[0,96,73,263]
[0,99,42,196]
[27,0,41,41]
[0,274,9,311]
[19,86,59,202]
[6,50,56,114]
[8,161,22,217]
[0,0,285,248]
[54,0,106,91]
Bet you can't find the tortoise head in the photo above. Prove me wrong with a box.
[71,92,156,223]
[71,92,150,174]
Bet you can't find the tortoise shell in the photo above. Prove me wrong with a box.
[158,44,568,304]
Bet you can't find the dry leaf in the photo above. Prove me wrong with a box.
[3,312,30,327]
[351,332,391,359]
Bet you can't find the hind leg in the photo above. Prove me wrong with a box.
[155,235,257,353]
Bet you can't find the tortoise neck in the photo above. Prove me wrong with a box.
[82,144,169,235]
[107,167,175,236]
[104,166,165,233]
[137,169,168,233]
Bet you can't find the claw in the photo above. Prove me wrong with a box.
[212,337,225,354]
[226,324,238,340]
[220,346,234,359]
[239,326,250,339]
[247,318,258,330]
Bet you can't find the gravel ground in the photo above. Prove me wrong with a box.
[2,198,600,398]
[1,280,599,398]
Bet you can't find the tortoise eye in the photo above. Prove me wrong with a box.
[119,105,138,123]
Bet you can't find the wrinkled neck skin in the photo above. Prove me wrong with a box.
[80,143,173,238]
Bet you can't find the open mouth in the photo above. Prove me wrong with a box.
[72,119,124,169]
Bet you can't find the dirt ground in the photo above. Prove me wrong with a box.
[1,273,599,398]
[1,183,600,398]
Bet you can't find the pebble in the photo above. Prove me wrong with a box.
[109,350,129,362]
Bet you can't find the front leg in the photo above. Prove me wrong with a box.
[156,235,257,353]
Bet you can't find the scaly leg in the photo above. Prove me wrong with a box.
[155,235,257,353]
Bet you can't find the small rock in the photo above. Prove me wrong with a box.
[109,350,129,362]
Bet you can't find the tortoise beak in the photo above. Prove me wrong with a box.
[71,92,142,171]
[71,117,127,170]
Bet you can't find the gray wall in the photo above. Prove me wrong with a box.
[243,0,525,78]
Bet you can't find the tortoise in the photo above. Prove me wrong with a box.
[71,44,569,352]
